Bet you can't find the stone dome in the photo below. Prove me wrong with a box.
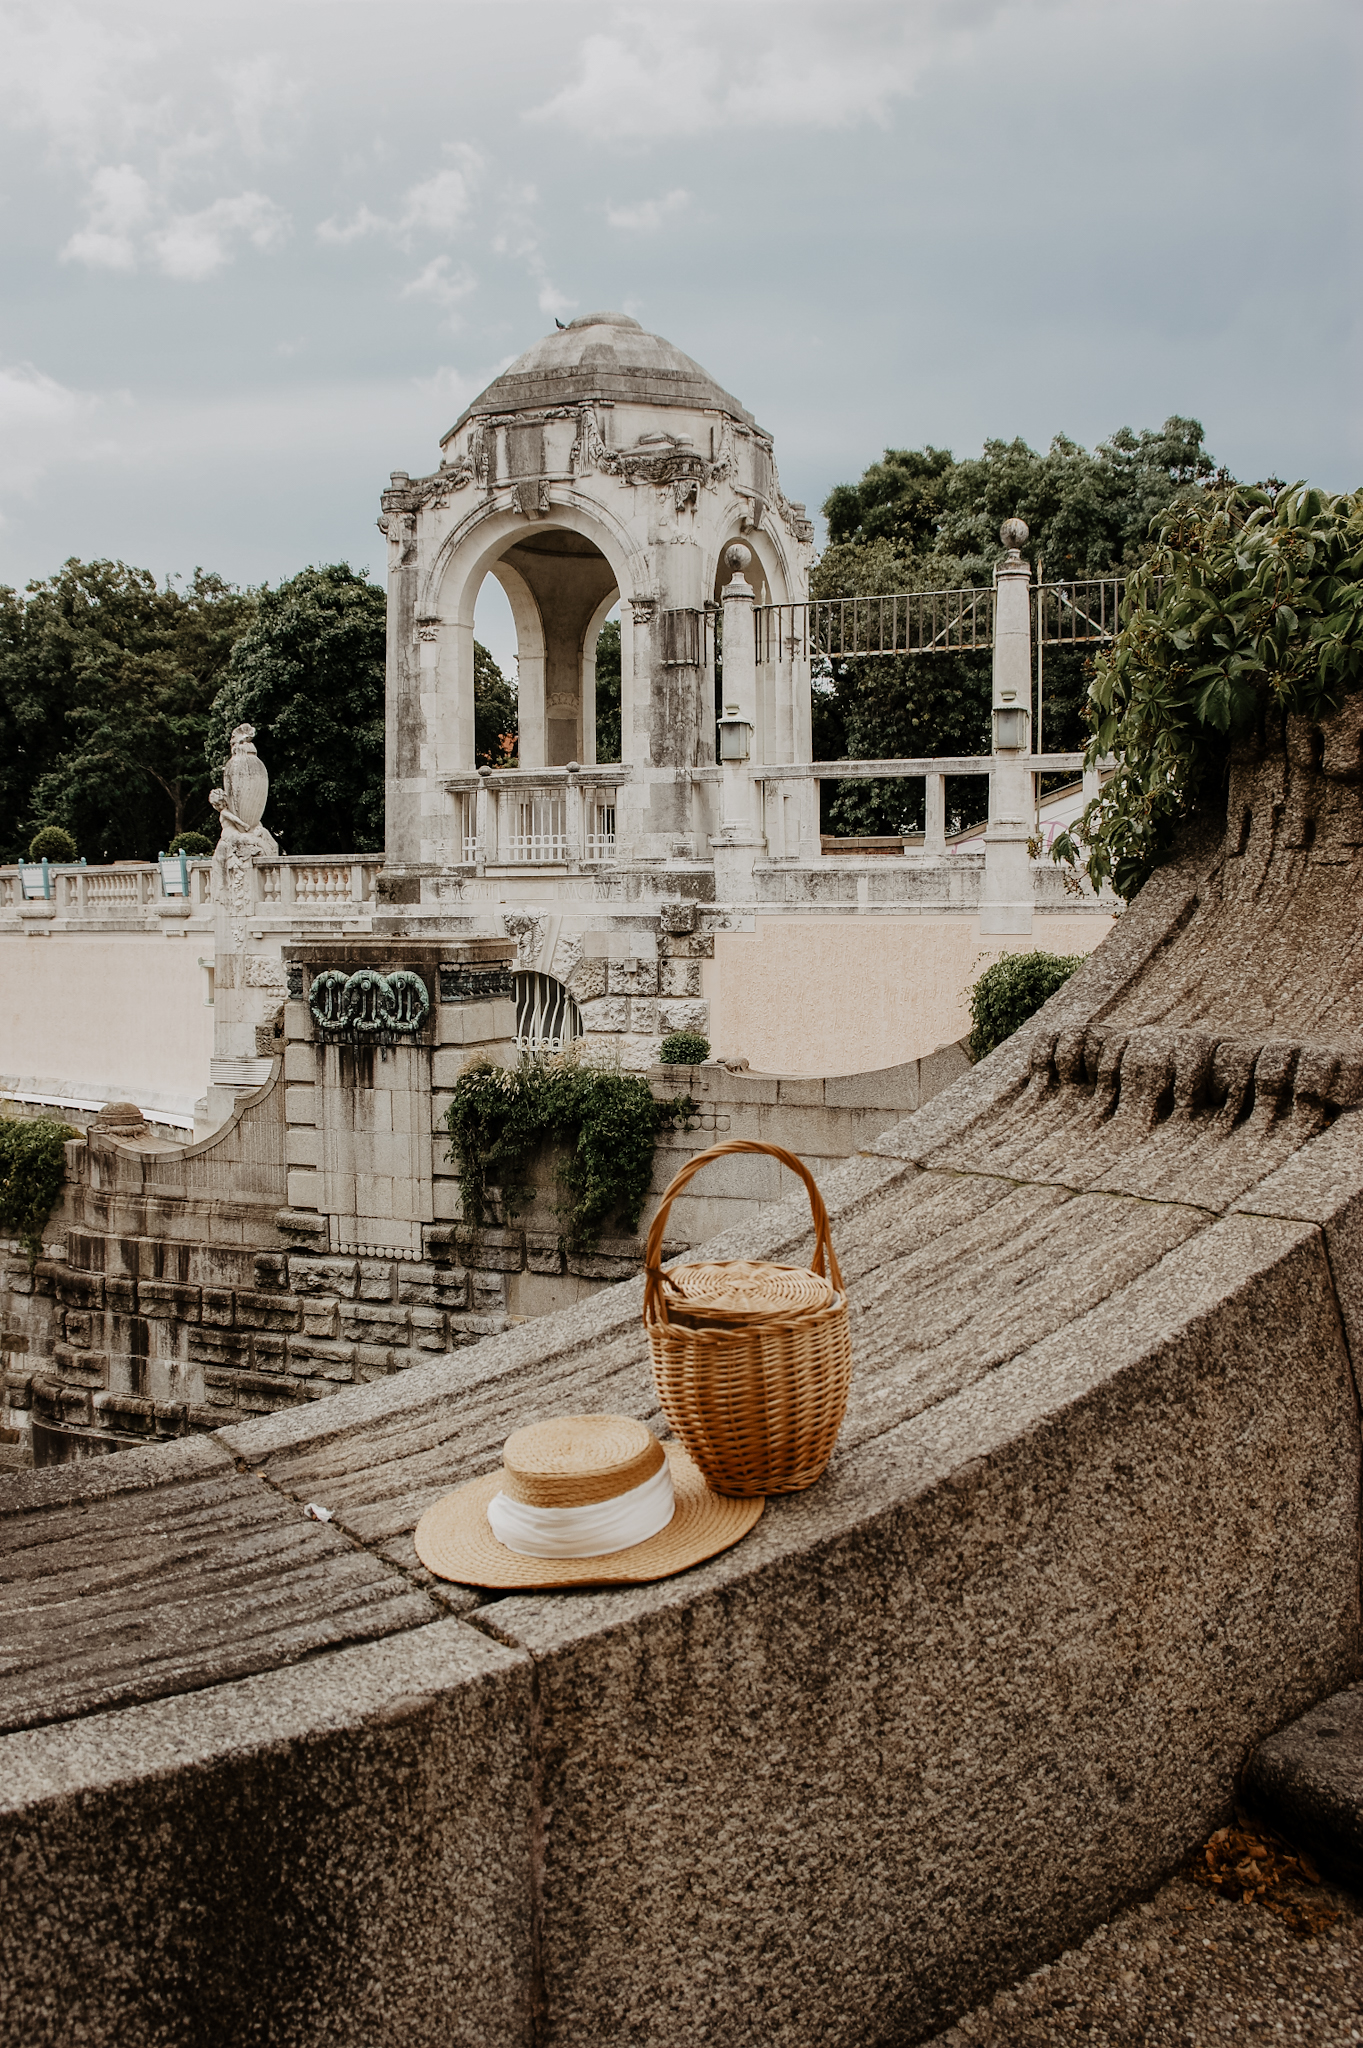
[446,311,757,435]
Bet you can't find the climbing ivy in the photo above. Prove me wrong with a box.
[0,1110,79,1264]
[444,1053,694,1248]
[1052,483,1363,900]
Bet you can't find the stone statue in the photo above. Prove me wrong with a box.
[212,725,277,945]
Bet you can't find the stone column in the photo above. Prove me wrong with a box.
[381,478,422,869]
[924,773,946,856]
[712,546,765,900]
[980,521,1034,936]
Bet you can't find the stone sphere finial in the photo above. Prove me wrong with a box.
[724,543,752,574]
[999,517,1029,550]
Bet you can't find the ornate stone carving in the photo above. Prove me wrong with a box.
[308,968,431,1039]
[569,407,736,512]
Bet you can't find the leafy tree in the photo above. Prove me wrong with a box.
[205,564,386,854]
[207,564,515,851]
[2,561,254,862]
[1055,483,1363,900]
[594,617,622,763]
[813,421,1220,837]
[474,640,518,767]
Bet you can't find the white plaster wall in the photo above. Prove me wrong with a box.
[0,933,214,1122]
[706,912,1115,1075]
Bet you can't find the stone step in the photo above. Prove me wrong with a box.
[1245,1683,1363,1891]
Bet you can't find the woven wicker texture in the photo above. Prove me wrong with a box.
[413,1439,763,1589]
[502,1414,664,1507]
[643,1141,852,1498]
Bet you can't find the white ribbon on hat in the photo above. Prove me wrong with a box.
[486,1459,676,1559]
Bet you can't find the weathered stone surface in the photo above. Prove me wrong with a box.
[1245,1683,1363,1887]
[12,733,1363,2042]
[0,1620,533,2047]
[0,1437,438,1732]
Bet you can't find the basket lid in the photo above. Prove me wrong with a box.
[660,1258,835,1322]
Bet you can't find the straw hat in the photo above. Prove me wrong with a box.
[413,1413,763,1590]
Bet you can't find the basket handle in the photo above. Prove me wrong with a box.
[643,1138,845,1326]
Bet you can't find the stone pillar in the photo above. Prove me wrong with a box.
[924,772,946,856]
[381,477,422,869]
[712,546,765,900]
[981,521,1034,937]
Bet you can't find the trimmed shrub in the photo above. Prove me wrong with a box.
[657,1031,711,1067]
[967,951,1086,1063]
[167,831,214,856]
[0,1109,79,1263]
[27,826,77,864]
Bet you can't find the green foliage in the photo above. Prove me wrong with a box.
[967,952,1086,1063]
[824,419,1214,578]
[205,564,385,855]
[167,830,214,856]
[474,641,518,766]
[2,560,255,862]
[27,825,77,863]
[813,422,1218,838]
[444,1052,693,1248]
[1053,484,1363,901]
[0,1110,79,1264]
[658,1031,710,1066]
[594,617,622,763]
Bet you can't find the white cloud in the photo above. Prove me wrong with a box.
[529,9,973,138]
[0,5,161,162]
[318,149,483,249]
[61,171,289,280]
[606,188,689,233]
[220,53,301,160]
[0,361,124,508]
[402,256,478,328]
[60,163,152,271]
[149,191,289,281]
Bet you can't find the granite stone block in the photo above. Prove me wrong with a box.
[1246,1684,1363,1888]
[233,1290,302,1333]
[0,1621,533,2048]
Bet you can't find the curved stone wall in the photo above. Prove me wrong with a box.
[2,714,1362,2045]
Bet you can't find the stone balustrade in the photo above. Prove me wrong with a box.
[0,854,385,926]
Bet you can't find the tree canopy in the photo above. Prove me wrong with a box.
[813,420,1220,837]
[0,553,516,861]
[1,560,254,862]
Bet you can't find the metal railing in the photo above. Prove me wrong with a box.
[755,574,1145,663]
[756,588,995,664]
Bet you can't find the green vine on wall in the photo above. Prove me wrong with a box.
[0,1110,79,1265]
[443,1053,694,1248]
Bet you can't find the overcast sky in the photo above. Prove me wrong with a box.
[1,0,1359,673]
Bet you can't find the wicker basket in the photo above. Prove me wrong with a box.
[643,1140,852,1497]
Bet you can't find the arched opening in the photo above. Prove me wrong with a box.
[586,597,622,765]
[493,529,618,768]
[515,971,582,1053]
[472,574,519,767]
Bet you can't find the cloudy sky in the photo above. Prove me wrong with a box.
[1,0,1358,668]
